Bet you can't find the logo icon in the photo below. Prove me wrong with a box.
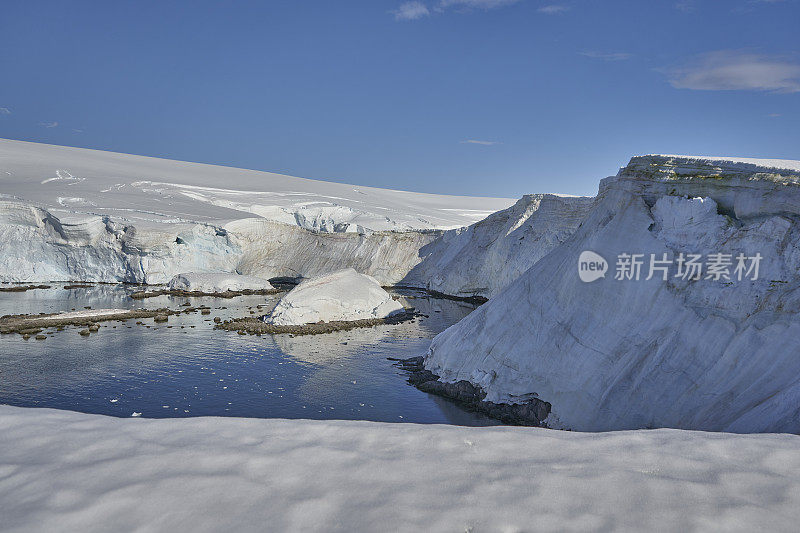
[578,251,608,282]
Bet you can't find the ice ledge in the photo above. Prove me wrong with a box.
[620,154,800,183]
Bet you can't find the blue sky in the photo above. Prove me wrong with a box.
[1,0,798,198]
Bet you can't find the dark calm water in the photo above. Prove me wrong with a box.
[0,283,498,426]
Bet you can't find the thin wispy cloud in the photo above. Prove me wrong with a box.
[393,0,523,21]
[0,107,10,115]
[393,1,430,20]
[537,4,569,14]
[580,51,633,61]
[460,139,501,146]
[39,121,59,128]
[439,0,522,8]
[665,51,800,93]
[767,113,782,117]
[674,1,694,12]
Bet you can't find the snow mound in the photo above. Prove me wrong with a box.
[2,406,800,532]
[264,268,404,326]
[425,154,800,433]
[167,272,274,293]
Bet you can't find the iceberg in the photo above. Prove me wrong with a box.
[264,268,405,326]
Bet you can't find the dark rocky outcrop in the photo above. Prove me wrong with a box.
[393,356,551,426]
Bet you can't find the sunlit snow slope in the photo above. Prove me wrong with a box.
[0,139,512,232]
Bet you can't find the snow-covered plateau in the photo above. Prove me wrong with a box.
[264,268,404,325]
[0,139,514,285]
[2,406,799,532]
[425,154,800,433]
[167,272,274,292]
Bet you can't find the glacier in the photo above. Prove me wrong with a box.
[424,155,800,433]
[0,139,514,286]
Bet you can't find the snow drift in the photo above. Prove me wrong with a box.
[425,155,800,433]
[264,268,404,325]
[2,406,800,532]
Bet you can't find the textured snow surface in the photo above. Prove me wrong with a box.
[426,155,800,433]
[265,268,403,325]
[403,194,594,298]
[1,407,799,532]
[0,138,512,232]
[167,272,273,292]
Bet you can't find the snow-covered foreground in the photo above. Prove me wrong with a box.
[1,407,799,532]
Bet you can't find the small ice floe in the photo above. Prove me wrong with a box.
[131,412,142,417]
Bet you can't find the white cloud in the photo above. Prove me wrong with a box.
[666,51,800,93]
[537,4,569,14]
[439,0,522,8]
[393,0,522,20]
[0,107,10,115]
[460,139,501,146]
[580,51,633,61]
[39,121,59,128]
[394,1,430,20]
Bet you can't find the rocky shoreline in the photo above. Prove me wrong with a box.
[215,310,418,336]
[130,288,283,300]
[393,356,551,426]
[0,306,212,337]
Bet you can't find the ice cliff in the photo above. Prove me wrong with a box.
[1,139,591,294]
[0,139,511,285]
[403,194,594,299]
[425,155,800,433]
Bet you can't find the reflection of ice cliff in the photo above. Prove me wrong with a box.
[426,155,800,433]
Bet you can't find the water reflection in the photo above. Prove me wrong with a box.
[0,285,498,426]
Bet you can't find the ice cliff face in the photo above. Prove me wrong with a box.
[0,199,440,285]
[403,194,594,299]
[0,139,508,285]
[425,155,800,433]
